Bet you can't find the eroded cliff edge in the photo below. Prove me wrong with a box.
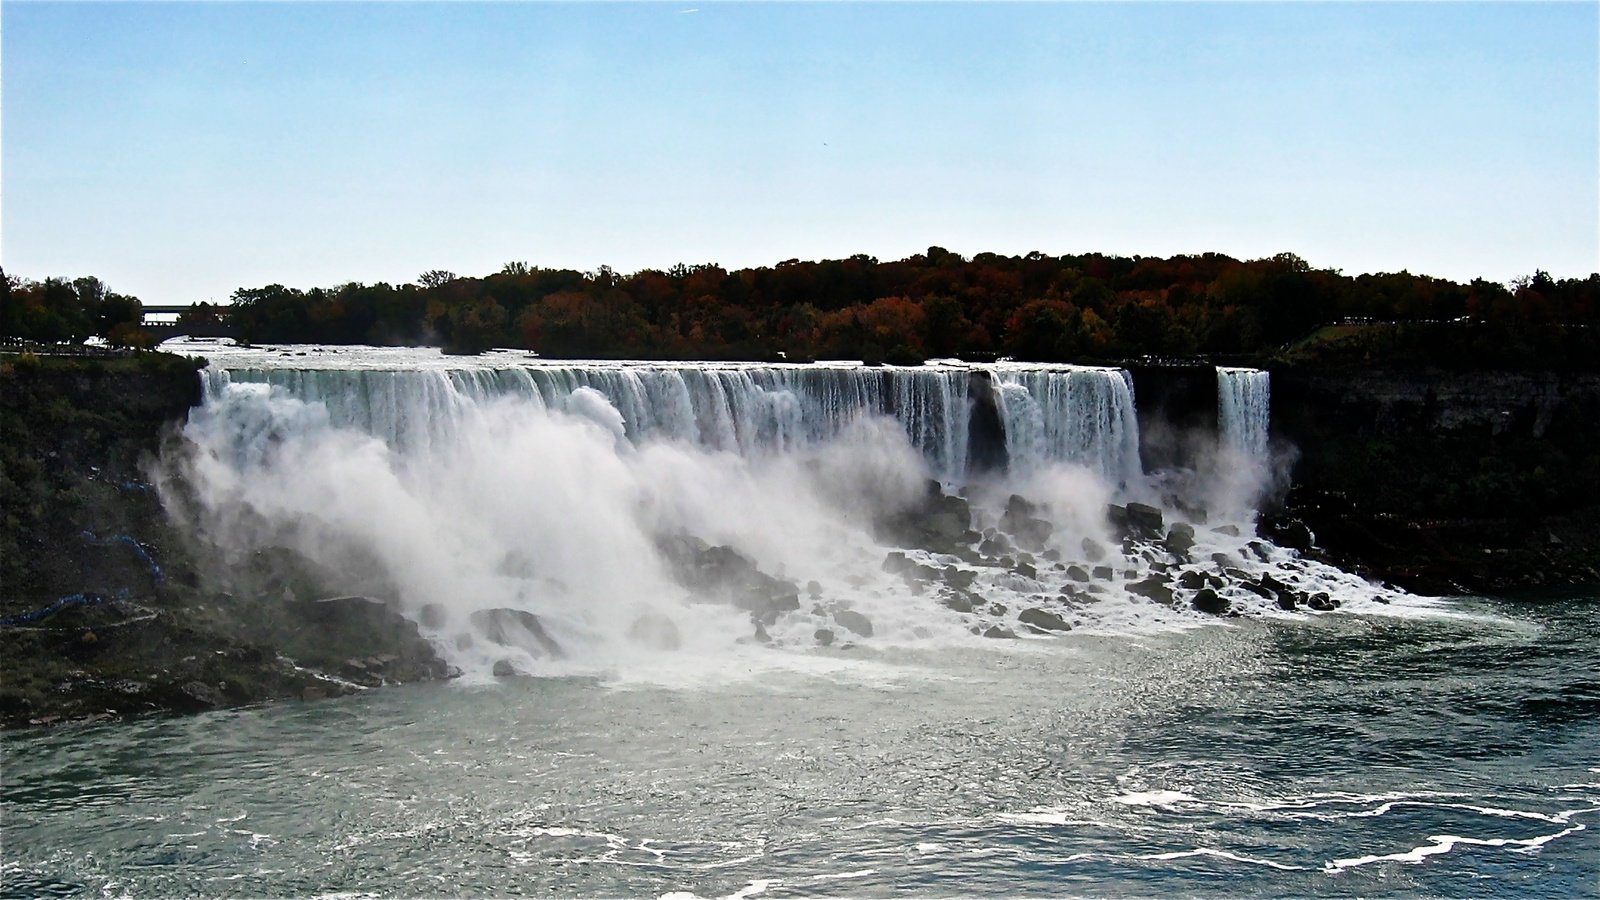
[0,353,453,728]
[1267,367,1600,594]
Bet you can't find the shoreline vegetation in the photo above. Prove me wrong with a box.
[2,248,1597,728]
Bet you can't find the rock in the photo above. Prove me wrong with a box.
[1247,540,1272,561]
[982,625,1017,640]
[1006,494,1038,518]
[833,609,874,638]
[178,680,221,709]
[1043,548,1063,562]
[470,608,564,658]
[943,566,977,589]
[941,592,976,613]
[1092,565,1115,581]
[1263,516,1315,552]
[1165,523,1197,559]
[1127,575,1175,605]
[806,580,823,598]
[1211,552,1236,568]
[1214,524,1242,537]
[814,628,835,647]
[1065,565,1090,583]
[1178,570,1209,590]
[752,622,772,643]
[1081,538,1107,562]
[1275,591,1297,611]
[978,536,1010,557]
[627,611,682,651]
[492,659,516,677]
[987,603,1008,616]
[1019,608,1072,633]
[1013,562,1038,579]
[1191,588,1229,615]
[1126,502,1165,537]
[1308,592,1337,611]
[882,551,911,574]
[1106,504,1131,537]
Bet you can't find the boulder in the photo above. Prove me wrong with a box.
[470,608,565,658]
[1081,538,1107,562]
[833,609,874,638]
[1191,588,1229,616]
[1307,592,1338,612]
[814,628,835,647]
[941,592,976,614]
[1065,565,1090,583]
[627,612,682,651]
[1213,524,1242,538]
[1092,566,1115,581]
[1165,523,1197,559]
[981,625,1017,640]
[492,659,517,678]
[1013,562,1038,579]
[1178,570,1209,591]
[1127,575,1175,605]
[943,566,977,589]
[1126,502,1165,538]
[1019,608,1072,633]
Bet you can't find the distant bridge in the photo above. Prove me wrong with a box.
[140,305,239,341]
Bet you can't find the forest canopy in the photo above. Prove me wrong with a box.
[5,251,1597,368]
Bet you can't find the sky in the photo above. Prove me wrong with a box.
[2,1,1597,304]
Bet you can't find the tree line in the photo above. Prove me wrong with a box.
[5,251,1598,367]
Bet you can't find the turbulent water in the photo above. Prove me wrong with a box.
[3,341,1596,897]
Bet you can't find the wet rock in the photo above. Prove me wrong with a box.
[1247,540,1272,562]
[833,609,874,638]
[1081,538,1107,562]
[1178,570,1209,591]
[1013,562,1038,579]
[1165,523,1197,559]
[1126,502,1165,538]
[492,659,517,677]
[1276,592,1298,611]
[1019,608,1072,633]
[882,551,911,574]
[1212,552,1236,568]
[1191,589,1229,616]
[1127,575,1175,605]
[627,611,682,651]
[470,608,564,658]
[1065,565,1090,583]
[943,566,977,589]
[987,602,1009,616]
[806,580,823,598]
[978,536,1011,557]
[814,628,835,647]
[1308,592,1338,612]
[1092,566,1115,581]
[982,625,1018,640]
[178,680,221,709]
[941,592,976,614]
[1042,548,1063,563]
[1214,524,1242,538]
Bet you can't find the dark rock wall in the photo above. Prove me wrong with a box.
[1267,367,1600,592]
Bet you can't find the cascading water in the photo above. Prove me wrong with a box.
[1215,366,1273,515]
[1217,367,1271,464]
[158,345,1418,681]
[989,365,1142,488]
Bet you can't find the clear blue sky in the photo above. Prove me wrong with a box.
[3,1,1596,304]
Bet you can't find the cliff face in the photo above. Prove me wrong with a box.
[1267,368,1600,593]
[0,353,452,728]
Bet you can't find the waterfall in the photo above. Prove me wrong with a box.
[204,361,1136,486]
[1216,367,1271,464]
[989,366,1142,487]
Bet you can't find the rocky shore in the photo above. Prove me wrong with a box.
[0,352,455,728]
